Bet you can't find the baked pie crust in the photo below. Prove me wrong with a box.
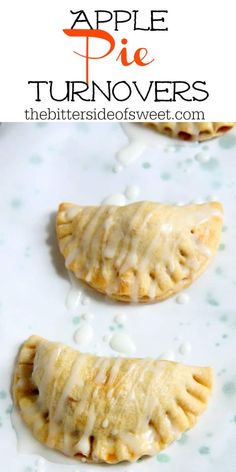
[56,200,223,303]
[13,335,213,464]
[143,122,235,141]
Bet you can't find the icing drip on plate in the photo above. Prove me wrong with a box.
[109,332,136,355]
[65,271,82,312]
[116,123,192,167]
[73,324,94,348]
[101,194,126,206]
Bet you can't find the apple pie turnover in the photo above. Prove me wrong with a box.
[56,200,223,302]
[13,335,213,464]
[143,122,235,141]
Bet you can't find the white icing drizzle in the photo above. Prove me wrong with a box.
[143,426,160,452]
[148,278,157,299]
[80,206,108,277]
[115,202,148,271]
[109,333,136,355]
[194,152,210,163]
[103,217,114,232]
[65,207,81,220]
[116,141,147,166]
[207,194,218,202]
[63,431,72,455]
[194,237,212,258]
[118,203,153,275]
[120,432,144,456]
[121,425,158,456]
[137,361,165,433]
[102,207,118,260]
[160,223,173,234]
[179,341,192,356]
[102,419,109,428]
[75,381,91,417]
[68,207,107,282]
[158,350,175,361]
[125,185,140,200]
[192,198,205,205]
[113,313,127,325]
[116,122,191,167]
[139,233,160,273]
[108,358,123,386]
[53,355,86,423]
[65,247,80,269]
[65,271,82,312]
[130,272,143,303]
[35,457,45,472]
[186,258,200,271]
[81,295,89,306]
[106,361,146,431]
[181,266,190,277]
[101,194,126,206]
[73,324,94,348]
[74,404,96,456]
[165,415,181,440]
[34,344,63,407]
[34,344,88,448]
[95,358,110,384]
[103,246,116,259]
[107,388,114,400]
[110,362,140,406]
[176,293,190,305]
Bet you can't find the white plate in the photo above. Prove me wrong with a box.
[1,122,236,472]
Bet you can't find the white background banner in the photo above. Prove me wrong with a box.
[0,0,235,121]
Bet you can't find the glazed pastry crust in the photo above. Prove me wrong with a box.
[56,201,223,303]
[13,336,213,464]
[143,122,235,141]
